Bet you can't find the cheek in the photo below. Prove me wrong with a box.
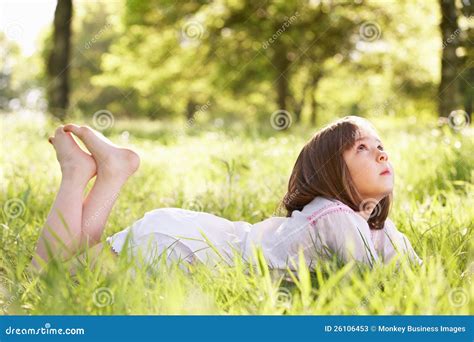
[348,157,381,187]
[348,156,366,175]
[346,157,367,184]
[345,154,378,188]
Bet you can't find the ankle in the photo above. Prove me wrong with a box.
[60,169,91,187]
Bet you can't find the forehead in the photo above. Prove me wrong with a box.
[354,127,381,143]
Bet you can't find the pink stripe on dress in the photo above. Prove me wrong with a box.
[306,201,354,228]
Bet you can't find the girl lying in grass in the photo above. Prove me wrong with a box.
[30,116,422,273]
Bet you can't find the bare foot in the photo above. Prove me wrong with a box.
[63,124,140,180]
[48,126,97,184]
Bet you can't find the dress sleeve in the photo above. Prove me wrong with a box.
[310,208,380,267]
[380,218,423,266]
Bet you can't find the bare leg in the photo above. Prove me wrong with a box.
[31,126,97,270]
[30,125,140,272]
[63,124,140,247]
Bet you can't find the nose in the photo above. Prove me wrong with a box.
[377,150,388,162]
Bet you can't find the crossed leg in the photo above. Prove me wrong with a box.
[30,124,140,272]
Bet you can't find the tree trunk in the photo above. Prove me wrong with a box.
[459,1,473,122]
[273,42,290,117]
[309,72,322,125]
[438,0,461,117]
[291,80,310,123]
[186,99,197,122]
[309,90,317,126]
[276,73,289,112]
[47,0,73,120]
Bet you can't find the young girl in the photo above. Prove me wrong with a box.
[30,116,422,273]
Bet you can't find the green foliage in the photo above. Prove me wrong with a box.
[0,33,43,111]
[84,0,444,123]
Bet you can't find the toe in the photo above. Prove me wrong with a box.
[63,124,96,143]
[79,125,94,136]
[63,124,81,135]
[69,125,95,140]
[54,125,65,137]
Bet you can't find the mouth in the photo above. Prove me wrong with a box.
[380,168,391,176]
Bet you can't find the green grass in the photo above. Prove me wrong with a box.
[0,112,473,315]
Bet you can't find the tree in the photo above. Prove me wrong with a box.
[47,0,73,120]
[94,0,440,124]
[459,1,473,121]
[438,0,462,118]
[205,1,366,123]
[97,0,375,123]
[69,2,128,117]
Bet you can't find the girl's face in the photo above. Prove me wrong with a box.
[343,127,394,201]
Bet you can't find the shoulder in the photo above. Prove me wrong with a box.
[301,196,359,227]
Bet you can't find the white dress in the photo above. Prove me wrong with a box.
[105,196,422,270]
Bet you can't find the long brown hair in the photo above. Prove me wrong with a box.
[280,116,391,230]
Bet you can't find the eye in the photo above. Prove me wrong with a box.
[378,145,384,151]
[357,144,367,151]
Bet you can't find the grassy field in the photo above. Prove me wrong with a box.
[0,112,473,315]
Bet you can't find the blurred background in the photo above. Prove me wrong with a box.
[0,0,472,127]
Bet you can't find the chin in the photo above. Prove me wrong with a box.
[379,188,393,198]
[366,188,392,201]
[379,180,394,193]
